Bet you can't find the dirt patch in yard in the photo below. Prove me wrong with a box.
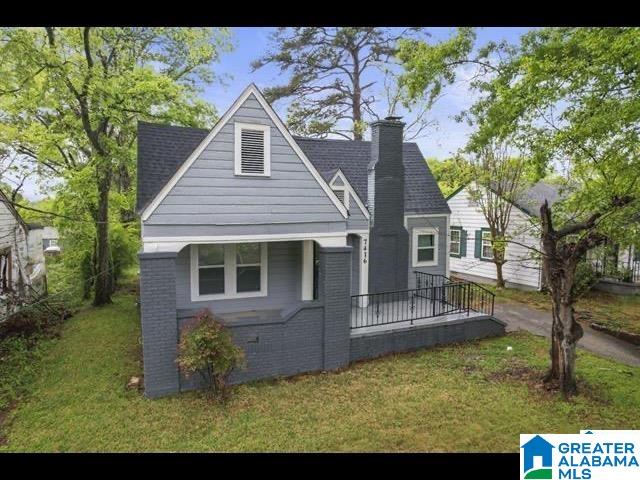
[485,361,610,404]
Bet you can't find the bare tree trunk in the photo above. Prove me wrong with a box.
[93,169,112,306]
[495,259,506,288]
[540,201,584,397]
[350,47,363,141]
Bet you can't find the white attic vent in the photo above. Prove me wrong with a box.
[234,122,271,176]
[333,189,345,204]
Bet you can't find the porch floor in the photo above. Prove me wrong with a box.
[350,300,489,335]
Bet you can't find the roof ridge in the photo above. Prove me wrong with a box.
[138,120,209,133]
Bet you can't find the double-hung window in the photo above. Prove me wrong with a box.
[450,229,461,256]
[236,243,262,293]
[412,228,438,267]
[191,243,267,301]
[481,230,494,260]
[196,244,226,295]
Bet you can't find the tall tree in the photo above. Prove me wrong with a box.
[402,27,640,397]
[0,27,232,305]
[252,27,474,140]
[466,142,528,288]
[426,156,472,198]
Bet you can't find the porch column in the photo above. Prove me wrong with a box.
[319,246,352,370]
[359,233,369,306]
[301,240,314,301]
[139,251,179,398]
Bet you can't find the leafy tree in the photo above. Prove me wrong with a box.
[465,142,529,288]
[252,27,474,140]
[0,27,232,305]
[414,27,640,397]
[425,156,471,198]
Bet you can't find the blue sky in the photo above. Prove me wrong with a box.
[202,27,532,156]
[20,27,532,200]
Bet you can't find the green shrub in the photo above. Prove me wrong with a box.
[177,309,245,401]
[573,261,597,298]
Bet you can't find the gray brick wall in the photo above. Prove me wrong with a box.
[139,252,180,398]
[167,245,353,393]
[349,316,506,362]
[319,246,352,370]
[369,119,410,294]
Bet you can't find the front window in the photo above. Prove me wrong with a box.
[191,243,267,301]
[450,229,461,256]
[481,230,494,260]
[413,228,438,267]
[236,243,261,293]
[198,244,225,295]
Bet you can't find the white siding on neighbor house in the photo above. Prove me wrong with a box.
[145,94,346,238]
[0,200,29,292]
[448,187,542,289]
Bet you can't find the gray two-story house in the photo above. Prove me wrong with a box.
[137,84,504,398]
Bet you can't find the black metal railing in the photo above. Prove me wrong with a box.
[633,260,640,283]
[350,272,495,330]
[415,271,494,316]
[415,271,450,289]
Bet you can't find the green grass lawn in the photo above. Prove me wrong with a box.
[486,284,640,336]
[1,287,639,452]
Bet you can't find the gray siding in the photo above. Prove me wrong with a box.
[175,241,302,314]
[407,215,448,288]
[146,94,346,237]
[346,198,369,231]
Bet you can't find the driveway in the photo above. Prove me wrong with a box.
[494,300,640,367]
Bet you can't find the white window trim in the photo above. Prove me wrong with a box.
[234,122,271,177]
[481,230,494,260]
[190,243,268,301]
[450,228,461,256]
[412,227,439,267]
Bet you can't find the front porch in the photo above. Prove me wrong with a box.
[350,272,496,331]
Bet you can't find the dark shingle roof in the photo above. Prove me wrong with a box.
[293,137,449,214]
[136,121,209,212]
[136,121,450,215]
[513,182,562,216]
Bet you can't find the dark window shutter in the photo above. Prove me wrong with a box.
[474,230,482,258]
[460,229,467,257]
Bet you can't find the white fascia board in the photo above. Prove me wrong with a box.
[141,83,348,221]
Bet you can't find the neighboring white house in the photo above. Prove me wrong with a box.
[0,189,47,307]
[447,182,560,290]
[42,226,61,255]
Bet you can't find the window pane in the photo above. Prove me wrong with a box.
[199,244,224,266]
[482,231,492,241]
[418,248,434,262]
[450,241,460,255]
[418,234,434,248]
[482,246,493,259]
[236,243,260,265]
[237,266,261,292]
[450,230,460,243]
[199,267,225,295]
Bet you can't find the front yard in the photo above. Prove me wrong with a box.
[1,286,639,452]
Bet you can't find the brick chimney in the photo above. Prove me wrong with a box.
[368,117,409,293]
